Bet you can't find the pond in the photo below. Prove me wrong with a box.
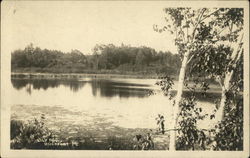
[10,77,220,136]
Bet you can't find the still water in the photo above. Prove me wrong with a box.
[10,78,217,130]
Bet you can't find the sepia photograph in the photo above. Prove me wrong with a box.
[1,1,249,158]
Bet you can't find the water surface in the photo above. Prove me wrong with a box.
[10,78,218,130]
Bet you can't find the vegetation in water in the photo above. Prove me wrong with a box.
[11,113,164,150]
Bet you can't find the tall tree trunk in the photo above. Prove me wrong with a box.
[216,33,243,122]
[216,87,227,122]
[169,52,189,151]
[216,70,233,122]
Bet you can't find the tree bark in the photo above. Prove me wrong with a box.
[169,52,189,151]
[216,33,243,122]
[216,86,228,122]
[216,70,233,122]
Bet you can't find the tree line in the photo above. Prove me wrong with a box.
[11,43,181,76]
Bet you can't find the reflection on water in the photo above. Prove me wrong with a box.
[10,77,221,129]
[90,79,152,98]
[10,78,166,129]
[11,78,222,101]
[11,78,153,98]
[11,79,86,93]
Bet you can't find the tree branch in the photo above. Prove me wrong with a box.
[191,8,206,42]
[231,32,244,64]
[187,53,195,64]
[199,9,220,22]
[216,75,224,89]
[184,14,190,42]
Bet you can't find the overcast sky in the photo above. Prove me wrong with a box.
[2,1,179,55]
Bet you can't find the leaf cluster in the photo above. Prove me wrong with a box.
[176,96,208,150]
[211,98,243,150]
[154,7,244,63]
[11,114,54,149]
[155,75,174,99]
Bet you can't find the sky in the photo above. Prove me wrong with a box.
[2,1,178,55]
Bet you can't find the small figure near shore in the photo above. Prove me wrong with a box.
[156,114,165,134]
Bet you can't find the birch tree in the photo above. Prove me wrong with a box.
[187,8,244,122]
[154,8,243,150]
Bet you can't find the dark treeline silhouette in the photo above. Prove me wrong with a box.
[11,43,181,76]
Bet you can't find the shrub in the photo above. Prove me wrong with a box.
[212,97,243,150]
[11,114,53,149]
[10,120,23,140]
[176,96,207,150]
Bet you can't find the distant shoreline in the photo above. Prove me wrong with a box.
[11,72,168,79]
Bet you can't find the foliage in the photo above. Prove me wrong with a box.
[165,8,244,92]
[11,43,181,76]
[154,8,244,81]
[10,119,23,140]
[210,74,243,150]
[156,75,174,98]
[213,99,243,150]
[154,75,209,150]
[155,8,243,55]
[132,133,154,150]
[10,117,157,150]
[176,96,207,150]
[11,114,53,149]
[154,7,244,151]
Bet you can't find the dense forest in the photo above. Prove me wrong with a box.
[11,44,181,76]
